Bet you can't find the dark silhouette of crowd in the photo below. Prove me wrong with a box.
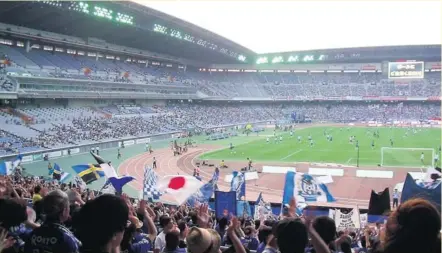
[0,170,440,253]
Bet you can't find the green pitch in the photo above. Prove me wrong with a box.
[200,126,442,167]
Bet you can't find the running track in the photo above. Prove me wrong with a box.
[117,145,390,207]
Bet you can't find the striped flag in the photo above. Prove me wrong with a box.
[142,167,162,200]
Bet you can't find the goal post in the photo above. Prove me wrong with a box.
[381,147,435,168]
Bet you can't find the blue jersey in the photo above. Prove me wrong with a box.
[8,223,32,252]
[121,234,152,253]
[24,222,80,253]
[256,242,266,253]
[242,236,259,250]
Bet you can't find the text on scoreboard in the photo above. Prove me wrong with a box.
[388,61,424,79]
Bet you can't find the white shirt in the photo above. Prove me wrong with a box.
[155,231,166,250]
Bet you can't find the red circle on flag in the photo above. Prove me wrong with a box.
[168,177,186,190]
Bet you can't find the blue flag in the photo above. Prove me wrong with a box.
[109,176,135,194]
[0,161,12,175]
[230,171,246,200]
[53,163,62,174]
[237,201,252,217]
[0,154,23,175]
[215,191,237,218]
[142,167,162,201]
[52,163,70,183]
[187,170,220,206]
[12,154,22,169]
[282,171,335,214]
[72,164,105,184]
[187,182,215,207]
[401,173,441,208]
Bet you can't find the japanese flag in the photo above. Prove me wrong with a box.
[158,175,204,205]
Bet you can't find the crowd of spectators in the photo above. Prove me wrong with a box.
[181,72,441,98]
[3,47,442,99]
[0,169,440,253]
[0,102,440,153]
[0,130,39,155]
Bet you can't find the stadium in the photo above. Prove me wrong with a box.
[0,1,441,252]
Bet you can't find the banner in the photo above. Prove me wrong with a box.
[70,148,80,154]
[123,140,135,146]
[230,171,246,200]
[334,208,361,229]
[21,155,33,163]
[136,138,151,144]
[254,193,273,220]
[32,154,43,161]
[282,171,335,214]
[48,151,62,158]
[368,188,391,215]
[401,173,441,208]
[214,191,237,218]
[360,213,368,228]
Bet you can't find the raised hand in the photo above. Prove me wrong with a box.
[0,229,15,252]
[227,216,239,235]
[197,204,210,228]
[288,197,297,217]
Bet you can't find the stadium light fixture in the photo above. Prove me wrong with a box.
[287,55,299,62]
[256,57,268,64]
[272,56,284,64]
[303,55,314,62]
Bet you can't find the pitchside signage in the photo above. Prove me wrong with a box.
[388,61,424,79]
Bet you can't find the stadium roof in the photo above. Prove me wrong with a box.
[0,1,254,64]
[143,1,441,54]
[0,1,440,66]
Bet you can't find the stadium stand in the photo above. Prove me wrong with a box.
[0,2,440,253]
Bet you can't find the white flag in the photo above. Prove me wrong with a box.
[334,207,361,229]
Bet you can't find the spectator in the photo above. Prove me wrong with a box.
[256,226,272,253]
[72,194,129,253]
[164,230,186,253]
[0,198,28,253]
[154,215,174,253]
[32,185,42,204]
[243,226,259,250]
[383,198,441,253]
[24,190,80,253]
[177,220,188,248]
[186,227,222,253]
[310,216,336,252]
[272,218,308,253]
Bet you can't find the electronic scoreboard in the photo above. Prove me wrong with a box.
[388,61,424,79]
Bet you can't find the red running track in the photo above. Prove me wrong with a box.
[118,145,411,207]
